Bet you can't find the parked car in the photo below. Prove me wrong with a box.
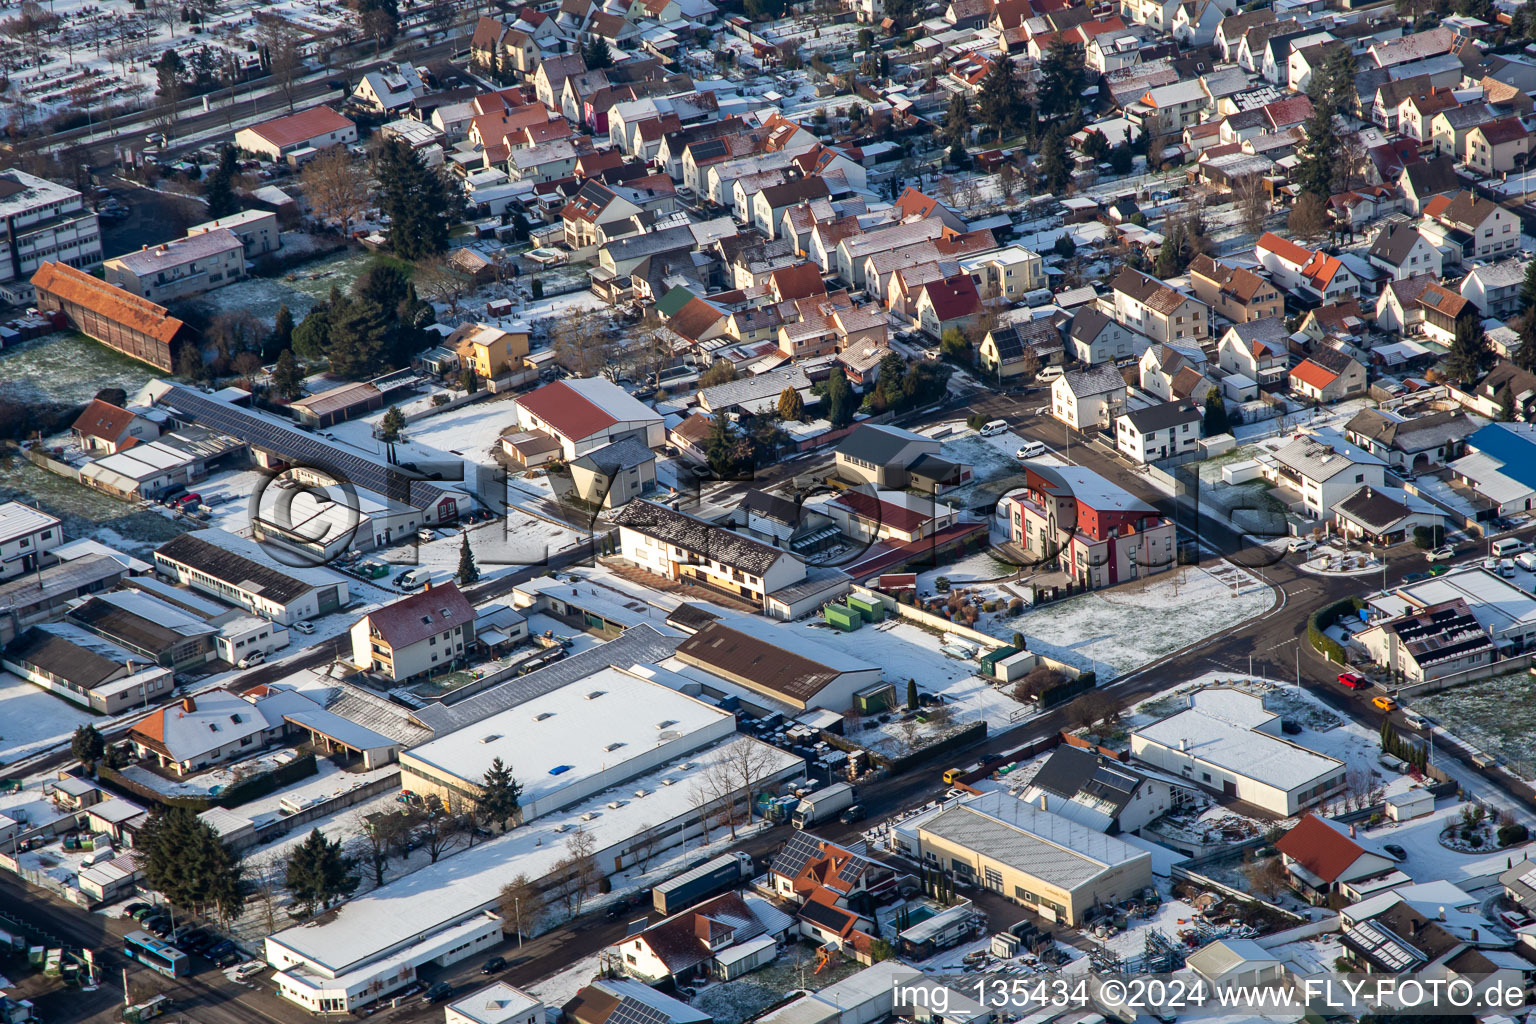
[1372,695,1398,711]
[1337,671,1367,689]
[1289,538,1315,554]
[232,961,267,981]
[292,620,315,635]
[1402,711,1433,730]
[1016,441,1047,459]
[207,940,236,960]
[1425,545,1456,562]
[838,804,866,825]
[481,956,506,975]
[1384,843,1408,861]
[237,651,265,668]
[1036,366,1064,383]
[422,982,454,1004]
[1402,571,1429,583]
[124,902,153,918]
[1500,910,1530,929]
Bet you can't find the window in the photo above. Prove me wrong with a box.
[1202,772,1211,782]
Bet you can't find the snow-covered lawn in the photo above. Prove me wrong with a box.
[380,515,585,580]
[329,393,520,473]
[1003,565,1273,678]
[1417,670,1536,778]
[0,672,97,766]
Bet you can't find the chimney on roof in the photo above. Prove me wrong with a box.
[1439,906,1446,920]
[1349,823,1356,838]
[1471,928,1479,941]
[1039,793,1047,812]
[183,697,196,713]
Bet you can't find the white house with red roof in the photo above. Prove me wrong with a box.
[1256,232,1359,304]
[507,377,664,461]
[234,106,357,162]
[70,398,161,455]
[825,488,960,544]
[615,890,794,983]
[1275,812,1400,903]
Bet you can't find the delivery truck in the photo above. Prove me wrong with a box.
[652,852,754,915]
[790,783,857,829]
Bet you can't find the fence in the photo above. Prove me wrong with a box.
[1394,656,1535,700]
[228,769,402,854]
[0,852,91,907]
[25,447,81,483]
[1169,864,1307,923]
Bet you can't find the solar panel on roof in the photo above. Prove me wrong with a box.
[772,830,822,879]
[608,998,671,1024]
[837,854,868,885]
[162,388,455,512]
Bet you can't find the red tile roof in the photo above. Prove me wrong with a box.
[517,379,619,442]
[71,399,136,443]
[1257,231,1314,267]
[1291,358,1340,390]
[770,262,826,301]
[365,582,475,650]
[245,105,354,150]
[831,490,935,533]
[1274,813,1364,883]
[920,273,983,321]
[31,262,185,346]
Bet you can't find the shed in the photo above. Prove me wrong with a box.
[978,645,1020,674]
[853,680,896,714]
[1384,787,1434,821]
[994,649,1038,682]
[1186,937,1285,990]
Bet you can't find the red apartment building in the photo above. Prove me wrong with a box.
[1001,464,1176,588]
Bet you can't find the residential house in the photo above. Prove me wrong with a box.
[612,499,807,609]
[1446,421,1536,514]
[1001,462,1176,587]
[1290,347,1367,403]
[825,489,959,545]
[568,437,657,510]
[1400,154,1460,213]
[69,399,160,456]
[980,318,1067,378]
[1367,223,1442,281]
[1465,117,1533,176]
[507,377,665,461]
[1188,254,1282,323]
[1460,257,1530,318]
[1374,274,1440,334]
[1355,597,1492,682]
[0,502,63,583]
[1344,407,1476,473]
[1217,318,1291,388]
[103,229,246,304]
[349,582,476,683]
[1139,342,1211,403]
[1018,745,1190,835]
[1274,813,1400,903]
[1109,268,1209,344]
[1415,280,1472,345]
[1051,365,1128,432]
[615,891,792,983]
[1330,484,1445,548]
[352,64,427,114]
[127,690,289,774]
[834,424,973,491]
[767,832,896,950]
[1420,191,1521,265]
[913,273,984,339]
[1115,403,1201,464]
[1255,232,1358,304]
[1066,307,1150,365]
[454,323,531,381]
[1260,431,1388,517]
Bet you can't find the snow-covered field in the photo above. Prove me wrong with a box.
[1417,670,1536,778]
[1003,565,1272,678]
[0,672,97,766]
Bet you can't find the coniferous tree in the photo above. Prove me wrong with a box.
[285,829,358,915]
[1444,313,1489,387]
[1038,129,1070,193]
[583,36,613,68]
[456,533,480,585]
[942,91,970,151]
[1521,259,1536,312]
[270,349,303,401]
[71,725,105,773]
[825,366,857,428]
[977,59,1022,142]
[907,679,919,711]
[478,757,523,831]
[777,386,804,421]
[1203,386,1230,436]
[268,304,295,360]
[135,807,244,922]
[1035,40,1084,127]
[1294,101,1339,198]
[375,139,454,260]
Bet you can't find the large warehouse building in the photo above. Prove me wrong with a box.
[266,727,801,1013]
[398,664,736,820]
[912,791,1153,926]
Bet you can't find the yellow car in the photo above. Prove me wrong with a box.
[1372,695,1398,712]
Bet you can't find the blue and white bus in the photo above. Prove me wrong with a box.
[123,931,189,978]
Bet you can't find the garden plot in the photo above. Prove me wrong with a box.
[1416,671,1536,778]
[0,673,96,767]
[0,331,160,407]
[916,550,1019,589]
[1001,566,1272,677]
[329,393,520,473]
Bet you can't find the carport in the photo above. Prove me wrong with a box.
[282,709,401,770]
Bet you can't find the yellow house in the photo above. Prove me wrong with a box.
[455,323,530,379]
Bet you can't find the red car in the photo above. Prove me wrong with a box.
[1338,671,1366,689]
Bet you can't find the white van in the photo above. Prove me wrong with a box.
[1518,552,1536,572]
[1492,538,1526,558]
[979,419,1009,436]
[1037,365,1064,383]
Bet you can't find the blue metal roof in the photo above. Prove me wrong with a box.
[1467,423,1536,491]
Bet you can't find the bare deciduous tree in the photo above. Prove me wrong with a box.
[245,852,283,933]
[415,795,465,863]
[552,827,599,914]
[498,873,543,938]
[1233,174,1269,236]
[350,811,404,887]
[1287,192,1328,240]
[300,146,370,237]
[415,259,474,313]
[258,18,305,113]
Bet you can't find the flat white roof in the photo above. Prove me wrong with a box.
[445,982,542,1024]
[266,735,801,977]
[0,501,60,544]
[1133,688,1344,792]
[1397,566,1536,635]
[401,664,730,794]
